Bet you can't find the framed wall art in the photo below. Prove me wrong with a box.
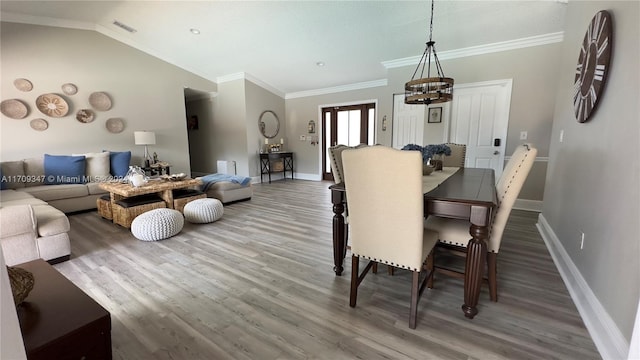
[428,107,442,123]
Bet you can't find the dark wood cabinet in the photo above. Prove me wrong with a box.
[15,259,112,360]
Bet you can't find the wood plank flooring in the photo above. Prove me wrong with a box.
[56,179,600,359]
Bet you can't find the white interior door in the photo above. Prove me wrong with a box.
[392,93,425,149]
[449,79,512,180]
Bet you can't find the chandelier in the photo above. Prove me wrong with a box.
[405,0,454,105]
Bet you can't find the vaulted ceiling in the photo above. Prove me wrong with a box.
[1,1,567,96]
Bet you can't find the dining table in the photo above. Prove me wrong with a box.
[329,167,497,319]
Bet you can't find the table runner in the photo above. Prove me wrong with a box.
[422,167,459,193]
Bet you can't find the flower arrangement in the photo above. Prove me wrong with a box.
[401,143,451,164]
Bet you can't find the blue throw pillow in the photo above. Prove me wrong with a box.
[44,154,86,184]
[107,151,131,177]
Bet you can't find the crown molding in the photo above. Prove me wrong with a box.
[285,79,388,100]
[217,72,285,98]
[382,32,564,69]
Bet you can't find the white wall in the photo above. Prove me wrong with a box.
[541,1,639,357]
[0,22,217,175]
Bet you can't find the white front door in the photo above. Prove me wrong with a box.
[392,93,425,149]
[449,79,512,180]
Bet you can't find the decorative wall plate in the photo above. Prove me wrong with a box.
[573,10,612,123]
[62,83,77,95]
[1,99,29,119]
[76,109,95,123]
[89,92,112,111]
[36,93,69,117]
[106,117,125,133]
[30,118,49,131]
[14,78,33,92]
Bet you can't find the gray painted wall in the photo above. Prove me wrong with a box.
[208,79,285,178]
[543,1,639,342]
[0,22,217,175]
[245,80,286,178]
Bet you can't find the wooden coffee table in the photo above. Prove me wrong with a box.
[16,259,112,359]
[99,178,202,210]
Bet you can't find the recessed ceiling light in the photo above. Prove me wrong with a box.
[190,28,201,35]
[316,61,325,67]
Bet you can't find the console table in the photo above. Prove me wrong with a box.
[259,152,294,183]
[16,259,112,359]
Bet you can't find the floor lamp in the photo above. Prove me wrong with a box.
[134,131,156,167]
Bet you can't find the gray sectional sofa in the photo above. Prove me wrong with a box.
[0,153,127,265]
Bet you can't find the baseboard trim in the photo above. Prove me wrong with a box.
[513,199,542,212]
[536,214,628,360]
[294,172,322,181]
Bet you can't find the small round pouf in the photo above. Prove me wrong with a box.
[183,198,224,224]
[131,208,184,241]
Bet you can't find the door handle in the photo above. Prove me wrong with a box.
[493,151,500,155]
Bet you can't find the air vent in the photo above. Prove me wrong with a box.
[112,20,137,33]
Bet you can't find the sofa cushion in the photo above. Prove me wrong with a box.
[86,182,109,195]
[73,152,111,182]
[0,189,34,202]
[31,204,70,237]
[0,189,48,209]
[23,157,46,187]
[107,151,131,178]
[18,184,89,202]
[0,204,36,237]
[44,154,86,184]
[0,160,26,189]
[1,198,49,208]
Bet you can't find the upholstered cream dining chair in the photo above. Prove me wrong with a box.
[442,143,466,167]
[342,146,438,329]
[327,144,369,184]
[424,143,537,302]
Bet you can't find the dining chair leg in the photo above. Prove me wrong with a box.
[488,252,498,302]
[350,255,359,307]
[426,250,434,289]
[409,270,419,329]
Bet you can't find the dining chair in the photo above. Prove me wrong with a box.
[442,143,466,167]
[327,143,368,184]
[342,146,438,329]
[425,143,537,301]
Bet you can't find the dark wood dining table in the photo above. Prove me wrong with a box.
[329,167,497,319]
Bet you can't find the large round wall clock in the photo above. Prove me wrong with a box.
[573,10,613,123]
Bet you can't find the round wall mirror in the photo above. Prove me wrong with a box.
[259,110,280,139]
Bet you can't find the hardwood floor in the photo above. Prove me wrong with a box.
[56,179,600,359]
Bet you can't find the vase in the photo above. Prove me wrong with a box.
[431,159,443,171]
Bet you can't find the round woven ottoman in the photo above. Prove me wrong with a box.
[183,198,224,224]
[131,208,184,241]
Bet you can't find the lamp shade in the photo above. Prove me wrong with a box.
[134,131,156,145]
